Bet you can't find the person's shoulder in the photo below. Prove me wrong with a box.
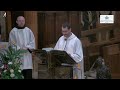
[74,37,82,45]
[10,27,17,32]
[24,27,33,32]
[75,36,79,40]
[74,36,80,41]
[59,36,64,40]
[12,27,17,30]
[25,27,31,31]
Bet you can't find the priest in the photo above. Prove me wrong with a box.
[9,16,35,79]
[54,22,84,79]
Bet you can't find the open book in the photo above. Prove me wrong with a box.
[42,48,53,52]
[50,50,76,65]
[30,48,76,66]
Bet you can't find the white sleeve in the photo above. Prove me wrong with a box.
[9,30,20,50]
[70,39,83,63]
[25,30,36,49]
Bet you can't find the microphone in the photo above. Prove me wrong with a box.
[64,38,67,41]
[64,38,67,50]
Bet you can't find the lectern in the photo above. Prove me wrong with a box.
[50,50,76,65]
[50,50,76,79]
[32,49,76,79]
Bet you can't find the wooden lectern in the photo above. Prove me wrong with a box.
[32,49,76,79]
[50,50,76,65]
[50,50,76,79]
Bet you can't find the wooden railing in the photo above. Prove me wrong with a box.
[81,25,120,47]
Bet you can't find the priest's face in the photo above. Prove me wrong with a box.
[62,27,71,38]
[16,16,25,27]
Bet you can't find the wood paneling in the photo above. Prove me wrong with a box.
[44,13,55,47]
[38,13,45,49]
[55,12,68,41]
[37,11,82,48]
[107,44,119,55]
[6,11,12,41]
[24,11,38,48]
[115,11,120,26]
[102,44,120,79]
[0,11,7,41]
[69,11,80,38]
